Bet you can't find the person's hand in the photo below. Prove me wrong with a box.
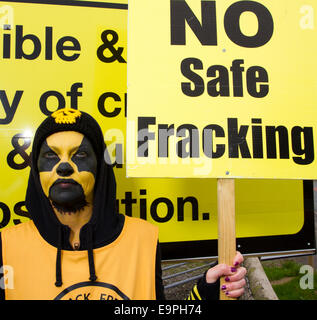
[205,251,246,298]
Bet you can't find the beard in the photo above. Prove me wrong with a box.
[49,179,89,214]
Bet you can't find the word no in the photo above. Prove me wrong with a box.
[171,0,273,47]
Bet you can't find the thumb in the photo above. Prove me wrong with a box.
[205,264,232,284]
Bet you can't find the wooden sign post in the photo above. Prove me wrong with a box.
[217,178,236,300]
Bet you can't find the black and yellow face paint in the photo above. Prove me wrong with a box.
[37,131,97,213]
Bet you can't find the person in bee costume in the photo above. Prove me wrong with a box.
[0,108,245,300]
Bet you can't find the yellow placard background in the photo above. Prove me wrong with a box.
[0,0,305,246]
[127,0,317,179]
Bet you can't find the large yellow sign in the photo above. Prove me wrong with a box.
[127,0,317,179]
[0,0,312,258]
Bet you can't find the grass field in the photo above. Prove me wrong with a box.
[263,260,317,300]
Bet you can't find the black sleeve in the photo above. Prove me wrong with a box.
[185,260,219,300]
[155,243,219,300]
[195,269,220,300]
[0,232,5,300]
[155,242,166,300]
[184,259,219,300]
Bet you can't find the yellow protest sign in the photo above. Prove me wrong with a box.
[0,0,313,259]
[127,0,317,179]
[0,0,128,227]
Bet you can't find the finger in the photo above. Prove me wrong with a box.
[233,251,244,267]
[225,287,245,298]
[205,263,233,283]
[224,267,247,283]
[221,278,246,293]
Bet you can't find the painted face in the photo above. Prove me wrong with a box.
[37,131,97,213]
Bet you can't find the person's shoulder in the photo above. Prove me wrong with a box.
[1,220,34,237]
[123,216,159,249]
[125,216,158,233]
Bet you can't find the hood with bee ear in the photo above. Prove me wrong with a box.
[25,108,125,286]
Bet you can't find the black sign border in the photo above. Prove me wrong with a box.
[0,0,127,9]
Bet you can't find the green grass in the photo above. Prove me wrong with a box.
[263,260,317,300]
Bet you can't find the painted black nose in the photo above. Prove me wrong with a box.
[56,162,74,177]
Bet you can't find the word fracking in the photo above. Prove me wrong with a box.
[137,117,314,165]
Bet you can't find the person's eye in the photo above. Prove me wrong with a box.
[43,152,58,159]
[74,151,88,158]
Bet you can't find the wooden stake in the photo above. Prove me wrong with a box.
[217,178,236,300]
[308,255,315,269]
